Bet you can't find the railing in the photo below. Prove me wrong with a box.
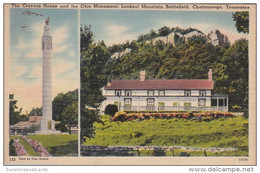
[120,106,228,112]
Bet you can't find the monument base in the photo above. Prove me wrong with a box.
[35,130,61,135]
[35,119,61,135]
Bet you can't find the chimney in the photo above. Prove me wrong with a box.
[208,69,213,81]
[140,71,146,81]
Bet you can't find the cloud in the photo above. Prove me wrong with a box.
[52,25,69,45]
[107,24,129,35]
[53,58,76,76]
[103,24,137,46]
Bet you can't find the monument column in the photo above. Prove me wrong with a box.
[37,17,60,134]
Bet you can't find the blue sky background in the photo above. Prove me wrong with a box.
[8,8,78,112]
[80,10,247,46]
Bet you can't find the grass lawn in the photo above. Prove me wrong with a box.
[18,137,39,156]
[27,134,78,156]
[83,115,248,156]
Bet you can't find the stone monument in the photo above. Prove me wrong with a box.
[36,17,60,134]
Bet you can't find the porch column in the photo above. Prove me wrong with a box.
[227,97,229,112]
[217,97,219,111]
[118,96,120,111]
[177,97,179,111]
[197,97,199,111]
[157,96,159,112]
[138,97,140,112]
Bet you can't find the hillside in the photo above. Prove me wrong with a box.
[83,115,248,156]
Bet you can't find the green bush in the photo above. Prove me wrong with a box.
[130,132,142,138]
[105,104,118,116]
[153,147,166,156]
[9,139,17,156]
[231,105,242,112]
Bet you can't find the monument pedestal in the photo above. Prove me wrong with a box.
[35,119,61,135]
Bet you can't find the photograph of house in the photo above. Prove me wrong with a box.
[101,69,228,113]
[80,8,250,157]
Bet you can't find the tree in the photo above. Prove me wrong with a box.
[52,90,78,121]
[28,107,42,116]
[80,24,94,51]
[149,29,157,39]
[221,39,248,111]
[80,25,109,143]
[104,104,118,116]
[52,90,78,133]
[9,94,27,125]
[60,102,78,134]
[158,26,171,37]
[232,11,249,34]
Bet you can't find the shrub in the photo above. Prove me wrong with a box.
[178,152,190,157]
[105,104,118,116]
[231,105,242,112]
[130,132,143,138]
[153,147,166,156]
[9,139,17,156]
[111,111,234,122]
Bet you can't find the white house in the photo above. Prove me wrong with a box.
[101,69,228,113]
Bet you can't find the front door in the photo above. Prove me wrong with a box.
[147,98,155,111]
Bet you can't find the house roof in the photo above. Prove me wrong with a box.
[104,79,214,90]
[29,116,42,122]
[10,121,33,129]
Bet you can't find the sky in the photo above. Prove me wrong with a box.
[80,10,247,46]
[7,8,79,113]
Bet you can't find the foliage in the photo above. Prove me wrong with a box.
[221,39,248,112]
[28,107,42,116]
[9,96,28,125]
[83,115,248,156]
[153,147,166,156]
[158,26,171,37]
[9,139,17,156]
[231,105,242,112]
[61,102,78,134]
[112,111,234,122]
[232,12,249,34]
[80,25,109,143]
[104,104,118,116]
[80,109,104,143]
[52,89,78,133]
[52,89,78,121]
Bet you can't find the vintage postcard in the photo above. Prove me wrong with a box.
[3,3,256,165]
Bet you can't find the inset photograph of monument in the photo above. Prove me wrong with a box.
[7,9,79,157]
[80,9,250,157]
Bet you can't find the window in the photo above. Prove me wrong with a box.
[184,90,191,96]
[147,98,155,106]
[198,99,206,106]
[124,98,132,106]
[115,90,121,96]
[147,90,154,96]
[173,102,178,107]
[199,90,206,96]
[158,90,165,96]
[158,102,165,110]
[125,90,132,96]
[114,101,119,106]
[184,102,191,107]
[158,102,165,107]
